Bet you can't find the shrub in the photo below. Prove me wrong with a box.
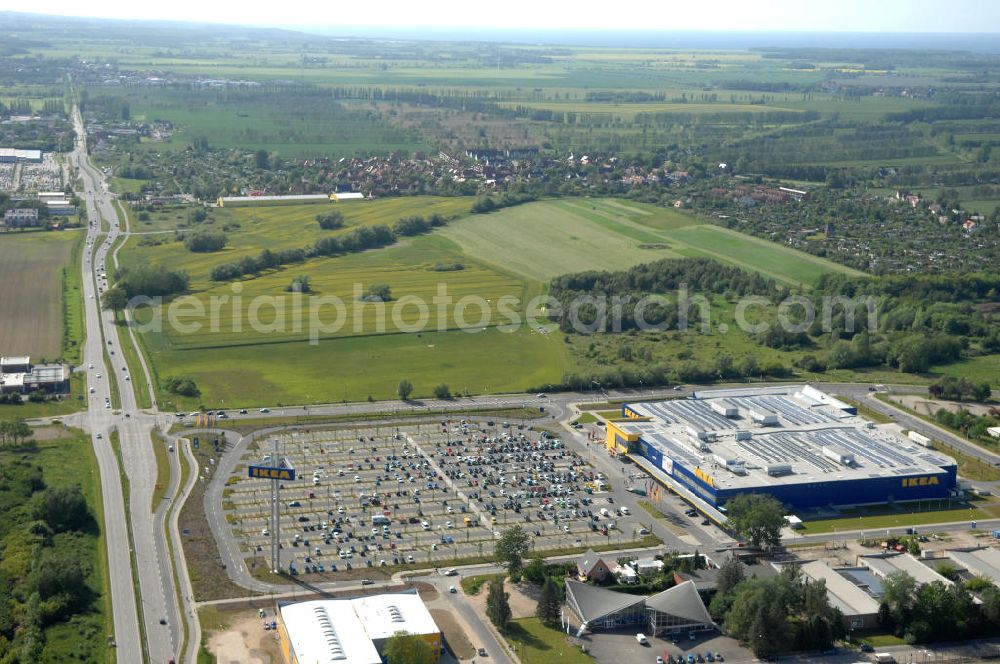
[316,211,344,230]
[184,231,228,253]
[163,377,200,397]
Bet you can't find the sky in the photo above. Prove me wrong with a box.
[5,0,999,33]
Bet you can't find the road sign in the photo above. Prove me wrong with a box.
[248,465,296,481]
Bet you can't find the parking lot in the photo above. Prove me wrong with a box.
[19,155,63,191]
[581,628,747,664]
[0,163,15,191]
[221,419,652,578]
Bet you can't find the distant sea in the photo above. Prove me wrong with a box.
[290,27,1000,53]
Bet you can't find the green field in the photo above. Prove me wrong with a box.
[931,354,1000,385]
[126,196,575,406]
[138,235,530,349]
[124,194,869,407]
[148,325,569,410]
[120,89,429,156]
[441,198,859,286]
[502,99,805,119]
[121,197,473,287]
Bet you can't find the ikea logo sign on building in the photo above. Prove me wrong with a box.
[901,475,939,488]
[249,465,296,480]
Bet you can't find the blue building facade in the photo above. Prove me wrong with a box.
[633,437,957,510]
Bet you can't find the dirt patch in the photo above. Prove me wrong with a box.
[506,580,541,619]
[415,581,439,602]
[207,611,282,664]
[31,426,72,441]
[892,395,992,418]
[467,577,538,620]
[430,608,476,659]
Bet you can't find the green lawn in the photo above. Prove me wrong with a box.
[855,631,907,648]
[797,499,1000,535]
[460,573,502,596]
[505,617,593,664]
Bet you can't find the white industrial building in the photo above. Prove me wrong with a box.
[0,148,42,163]
[796,560,881,629]
[276,592,441,664]
[859,552,953,587]
[0,356,70,394]
[947,547,1000,588]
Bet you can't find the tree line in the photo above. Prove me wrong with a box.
[547,258,999,381]
[209,212,454,283]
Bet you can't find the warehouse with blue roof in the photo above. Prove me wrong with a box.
[606,385,957,517]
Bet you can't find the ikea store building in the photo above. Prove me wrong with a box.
[606,385,957,516]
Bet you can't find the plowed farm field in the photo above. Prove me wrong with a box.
[0,230,79,358]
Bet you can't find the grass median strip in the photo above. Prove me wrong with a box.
[151,427,171,510]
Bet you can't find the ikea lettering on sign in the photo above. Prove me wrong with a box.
[901,475,939,488]
[248,465,296,481]
[694,467,715,488]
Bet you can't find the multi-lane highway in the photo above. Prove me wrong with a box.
[71,104,188,663]
[71,105,144,664]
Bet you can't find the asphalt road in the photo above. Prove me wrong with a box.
[71,106,142,664]
[72,104,186,663]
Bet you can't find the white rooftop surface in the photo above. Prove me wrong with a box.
[799,561,881,617]
[352,593,439,640]
[332,192,365,200]
[620,385,955,491]
[220,194,330,202]
[0,148,42,160]
[280,600,381,664]
[861,553,953,587]
[0,373,25,388]
[947,548,1000,584]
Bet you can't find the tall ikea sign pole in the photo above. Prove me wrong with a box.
[249,446,295,573]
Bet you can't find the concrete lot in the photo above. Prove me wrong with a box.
[221,419,652,577]
[580,628,748,664]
